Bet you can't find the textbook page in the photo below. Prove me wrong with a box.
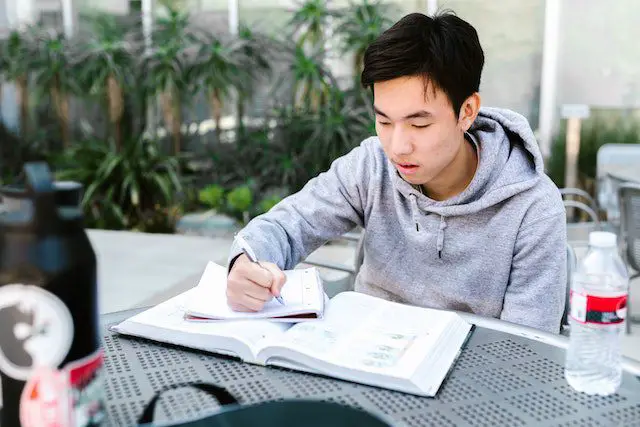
[257,291,455,378]
[111,288,290,362]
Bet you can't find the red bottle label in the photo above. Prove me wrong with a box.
[66,350,106,426]
[19,366,70,427]
[20,350,105,427]
[570,291,628,325]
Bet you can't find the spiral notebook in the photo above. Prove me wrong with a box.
[183,261,326,322]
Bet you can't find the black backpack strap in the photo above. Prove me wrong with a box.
[137,382,239,425]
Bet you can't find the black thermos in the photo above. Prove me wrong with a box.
[0,162,105,426]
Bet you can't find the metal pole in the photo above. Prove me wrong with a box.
[61,0,76,38]
[228,0,239,35]
[538,0,561,160]
[427,0,438,16]
[142,0,156,137]
[142,0,154,55]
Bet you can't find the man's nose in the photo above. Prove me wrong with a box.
[390,128,413,156]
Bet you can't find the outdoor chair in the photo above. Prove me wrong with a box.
[562,191,602,250]
[618,182,640,333]
[559,143,640,241]
[561,243,578,336]
[596,144,640,227]
[301,229,365,297]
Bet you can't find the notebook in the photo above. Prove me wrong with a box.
[184,262,325,322]
[111,265,474,397]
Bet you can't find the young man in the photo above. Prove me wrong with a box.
[225,12,567,333]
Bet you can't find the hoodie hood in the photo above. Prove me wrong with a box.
[390,106,545,218]
[389,107,545,257]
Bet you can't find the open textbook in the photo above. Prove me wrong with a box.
[184,262,325,322]
[111,277,474,397]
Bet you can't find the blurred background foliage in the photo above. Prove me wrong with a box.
[0,0,638,231]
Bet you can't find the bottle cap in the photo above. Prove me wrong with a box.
[589,231,617,248]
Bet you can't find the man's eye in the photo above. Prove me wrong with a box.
[377,121,391,126]
[412,124,430,129]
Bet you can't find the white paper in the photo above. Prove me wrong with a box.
[186,262,324,320]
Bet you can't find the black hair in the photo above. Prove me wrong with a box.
[361,11,484,117]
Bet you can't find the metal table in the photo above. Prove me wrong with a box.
[93,308,640,427]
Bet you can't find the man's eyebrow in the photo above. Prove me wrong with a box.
[373,106,389,118]
[373,106,433,120]
[404,110,433,119]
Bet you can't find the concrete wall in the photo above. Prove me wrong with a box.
[438,0,545,124]
[557,0,640,109]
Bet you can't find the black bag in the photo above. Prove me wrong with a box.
[137,382,393,427]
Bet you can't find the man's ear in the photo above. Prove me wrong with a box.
[458,92,481,132]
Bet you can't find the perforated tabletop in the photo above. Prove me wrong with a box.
[3,310,639,426]
[90,309,640,427]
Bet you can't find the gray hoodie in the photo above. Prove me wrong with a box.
[228,107,567,333]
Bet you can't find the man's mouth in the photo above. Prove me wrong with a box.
[395,162,420,175]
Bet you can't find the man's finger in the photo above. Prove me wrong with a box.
[261,263,287,297]
[244,284,273,302]
[240,294,266,312]
[244,262,274,288]
[228,301,253,312]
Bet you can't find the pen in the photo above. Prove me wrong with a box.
[236,235,285,305]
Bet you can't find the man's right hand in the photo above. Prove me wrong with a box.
[226,254,287,312]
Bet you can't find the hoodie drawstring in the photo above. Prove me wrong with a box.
[409,194,420,231]
[409,193,447,258]
[437,215,447,259]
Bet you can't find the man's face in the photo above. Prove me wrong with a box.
[373,76,466,186]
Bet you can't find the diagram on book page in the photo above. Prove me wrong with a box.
[341,330,417,368]
[343,303,445,369]
[334,303,444,370]
[274,292,447,371]
[279,317,419,369]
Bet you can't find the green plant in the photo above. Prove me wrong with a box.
[258,194,283,214]
[266,86,373,191]
[198,184,225,211]
[138,203,184,233]
[31,29,81,148]
[206,81,373,200]
[235,23,278,126]
[226,185,253,224]
[547,112,640,189]
[336,0,396,79]
[304,86,373,170]
[141,5,196,154]
[54,138,183,231]
[287,0,337,51]
[187,33,245,139]
[7,0,395,234]
[0,28,36,140]
[274,45,336,112]
[73,13,137,151]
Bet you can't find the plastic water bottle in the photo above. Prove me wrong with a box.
[565,231,629,396]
